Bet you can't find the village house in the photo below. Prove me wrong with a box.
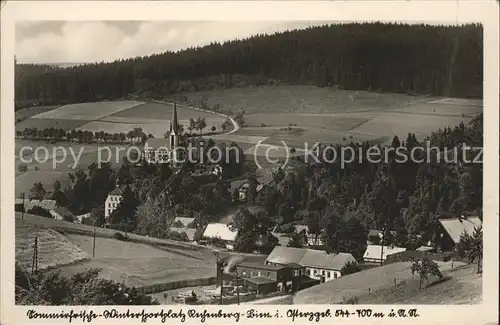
[265,246,357,283]
[431,214,483,252]
[363,244,407,264]
[216,258,319,295]
[202,223,238,250]
[294,225,324,247]
[104,186,123,219]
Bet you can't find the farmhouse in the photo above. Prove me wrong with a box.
[105,186,123,219]
[432,215,482,252]
[217,259,319,294]
[202,223,238,250]
[363,245,407,264]
[265,246,357,283]
[143,103,181,164]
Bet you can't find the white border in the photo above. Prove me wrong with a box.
[1,1,499,325]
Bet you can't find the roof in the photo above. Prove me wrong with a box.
[237,261,285,271]
[244,277,277,285]
[203,223,238,242]
[368,229,382,238]
[169,228,196,241]
[276,235,292,247]
[24,199,57,211]
[363,245,407,261]
[416,246,434,252]
[173,217,195,227]
[438,215,482,244]
[294,225,308,234]
[108,187,124,196]
[285,262,304,269]
[144,138,170,148]
[266,246,357,271]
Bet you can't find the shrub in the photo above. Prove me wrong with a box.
[341,261,360,276]
[113,232,130,241]
[15,263,158,305]
[18,164,28,172]
[27,206,53,219]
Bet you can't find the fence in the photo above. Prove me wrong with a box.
[137,277,217,295]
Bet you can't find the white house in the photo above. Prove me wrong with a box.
[294,225,324,247]
[363,244,407,264]
[105,186,123,218]
[202,223,238,250]
[265,246,357,283]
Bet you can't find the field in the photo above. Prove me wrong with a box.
[15,105,61,122]
[59,234,215,287]
[15,170,73,198]
[293,261,468,304]
[16,218,89,270]
[30,101,145,120]
[355,264,481,304]
[181,86,483,154]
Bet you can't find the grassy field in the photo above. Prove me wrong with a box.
[293,261,465,304]
[15,105,61,122]
[356,264,481,304]
[31,101,145,120]
[16,118,90,132]
[182,85,431,114]
[60,234,215,287]
[16,218,89,270]
[15,170,73,198]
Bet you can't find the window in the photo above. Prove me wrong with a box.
[322,270,325,276]
[314,270,318,275]
[326,271,331,278]
[334,272,338,279]
[306,269,310,275]
[266,272,271,277]
[257,271,262,276]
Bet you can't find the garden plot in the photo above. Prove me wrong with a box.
[31,101,145,120]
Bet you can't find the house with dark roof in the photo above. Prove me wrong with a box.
[265,246,357,283]
[433,215,482,252]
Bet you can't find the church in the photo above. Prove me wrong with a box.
[143,102,181,164]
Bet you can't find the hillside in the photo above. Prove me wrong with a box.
[16,218,89,270]
[15,23,482,108]
[293,261,480,305]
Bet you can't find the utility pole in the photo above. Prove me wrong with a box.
[235,269,240,305]
[92,228,96,258]
[32,235,38,273]
[21,192,25,219]
[380,224,386,266]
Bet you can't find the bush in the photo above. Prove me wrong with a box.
[113,232,130,241]
[63,214,74,223]
[18,164,28,172]
[27,206,53,219]
[15,263,159,305]
[341,261,360,276]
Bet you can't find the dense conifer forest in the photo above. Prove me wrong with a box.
[15,22,483,109]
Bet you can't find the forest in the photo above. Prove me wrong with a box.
[15,22,482,109]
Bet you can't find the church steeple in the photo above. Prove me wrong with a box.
[171,102,179,135]
[169,102,180,151]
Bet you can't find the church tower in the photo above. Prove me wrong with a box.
[169,102,179,150]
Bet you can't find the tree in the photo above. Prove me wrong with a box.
[109,187,140,235]
[287,233,303,248]
[410,257,443,289]
[188,118,196,134]
[196,117,207,135]
[29,182,46,200]
[15,264,158,305]
[457,226,483,273]
[340,261,360,276]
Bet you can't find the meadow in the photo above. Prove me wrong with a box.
[293,261,464,304]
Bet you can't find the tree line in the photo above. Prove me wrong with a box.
[15,22,482,109]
